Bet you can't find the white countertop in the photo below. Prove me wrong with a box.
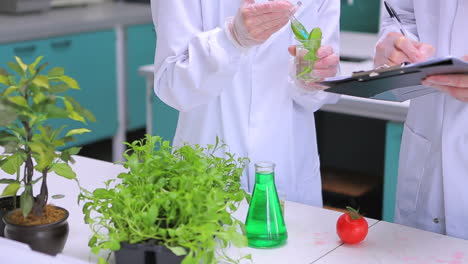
[0,2,152,44]
[2,155,468,264]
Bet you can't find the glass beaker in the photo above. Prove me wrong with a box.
[245,162,288,248]
[295,37,322,82]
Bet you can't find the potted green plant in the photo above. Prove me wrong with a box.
[0,56,94,255]
[80,135,251,264]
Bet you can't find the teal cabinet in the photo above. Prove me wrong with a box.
[341,0,381,33]
[383,121,404,222]
[0,30,117,147]
[127,24,156,131]
[0,39,46,64]
[45,30,117,147]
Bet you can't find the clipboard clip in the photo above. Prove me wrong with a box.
[351,62,410,80]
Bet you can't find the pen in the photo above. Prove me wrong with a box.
[383,1,409,37]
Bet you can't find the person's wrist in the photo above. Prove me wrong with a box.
[224,17,252,52]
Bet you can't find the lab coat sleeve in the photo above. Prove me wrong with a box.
[378,0,419,43]
[288,0,341,112]
[151,1,245,112]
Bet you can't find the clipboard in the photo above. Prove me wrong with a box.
[321,57,468,102]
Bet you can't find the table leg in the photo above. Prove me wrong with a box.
[383,121,404,222]
[146,78,153,135]
[113,25,127,162]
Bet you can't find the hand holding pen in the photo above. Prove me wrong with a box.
[374,1,435,67]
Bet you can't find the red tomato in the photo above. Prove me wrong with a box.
[336,207,368,244]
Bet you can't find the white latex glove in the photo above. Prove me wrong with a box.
[228,0,295,48]
[422,55,468,102]
[289,45,339,91]
[374,32,435,67]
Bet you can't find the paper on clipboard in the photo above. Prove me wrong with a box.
[321,56,468,102]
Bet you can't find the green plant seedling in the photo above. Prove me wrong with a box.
[0,56,94,219]
[80,135,252,264]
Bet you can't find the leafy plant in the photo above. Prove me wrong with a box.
[0,56,95,217]
[80,135,251,264]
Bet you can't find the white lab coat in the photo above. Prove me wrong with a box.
[151,0,340,206]
[380,0,468,239]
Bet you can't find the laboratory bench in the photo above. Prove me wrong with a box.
[2,154,468,264]
[0,1,155,162]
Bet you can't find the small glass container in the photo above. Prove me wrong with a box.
[295,37,322,82]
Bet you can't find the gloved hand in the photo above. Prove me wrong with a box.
[289,45,339,91]
[422,55,468,102]
[374,32,435,67]
[228,0,295,48]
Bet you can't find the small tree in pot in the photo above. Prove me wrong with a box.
[0,56,94,254]
[80,135,251,264]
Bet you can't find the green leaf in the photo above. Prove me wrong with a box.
[33,75,50,89]
[33,92,46,104]
[102,240,120,251]
[0,102,18,126]
[50,83,69,94]
[7,62,24,76]
[3,85,18,96]
[88,235,98,247]
[7,96,28,107]
[168,246,187,256]
[20,188,33,217]
[59,76,79,89]
[64,99,73,112]
[308,27,323,40]
[1,182,20,197]
[98,258,107,264]
[51,163,76,179]
[291,19,308,40]
[1,154,23,175]
[0,75,10,86]
[146,204,159,225]
[66,147,81,155]
[228,231,248,248]
[65,128,91,137]
[303,51,318,62]
[0,67,9,76]
[69,111,86,123]
[0,179,18,184]
[46,104,68,119]
[48,67,64,77]
[64,96,95,122]
[28,56,44,75]
[82,109,96,122]
[29,141,55,172]
[14,56,28,72]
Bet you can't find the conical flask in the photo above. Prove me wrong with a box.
[245,162,288,248]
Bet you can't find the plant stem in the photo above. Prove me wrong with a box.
[32,168,48,216]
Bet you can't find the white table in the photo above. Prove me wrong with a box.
[313,221,468,264]
[2,156,468,264]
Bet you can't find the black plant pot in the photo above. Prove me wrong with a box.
[0,196,20,237]
[2,206,69,255]
[115,241,185,264]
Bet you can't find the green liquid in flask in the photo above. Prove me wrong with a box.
[245,162,288,248]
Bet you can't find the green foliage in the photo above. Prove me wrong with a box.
[80,135,251,264]
[0,56,95,217]
[295,27,323,80]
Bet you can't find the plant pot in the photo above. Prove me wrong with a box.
[0,196,20,237]
[115,241,185,264]
[2,206,69,255]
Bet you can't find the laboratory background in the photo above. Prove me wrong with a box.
[1,0,466,263]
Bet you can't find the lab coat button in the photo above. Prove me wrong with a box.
[433,218,440,224]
